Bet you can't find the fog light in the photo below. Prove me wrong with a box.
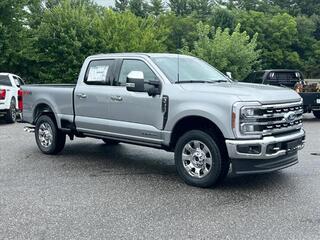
[237,145,261,154]
[266,143,281,154]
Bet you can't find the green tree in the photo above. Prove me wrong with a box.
[168,0,190,16]
[210,7,236,30]
[189,0,213,18]
[182,22,260,79]
[159,14,198,51]
[150,0,164,16]
[128,0,149,17]
[235,10,301,69]
[30,1,168,83]
[114,0,129,12]
[0,0,37,78]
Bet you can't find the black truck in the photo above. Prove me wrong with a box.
[243,69,320,118]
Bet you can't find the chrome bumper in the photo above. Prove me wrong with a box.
[225,129,305,160]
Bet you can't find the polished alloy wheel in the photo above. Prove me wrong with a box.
[182,140,213,178]
[38,122,53,147]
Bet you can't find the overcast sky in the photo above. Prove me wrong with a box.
[94,0,114,7]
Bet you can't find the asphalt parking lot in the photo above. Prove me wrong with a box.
[0,114,319,240]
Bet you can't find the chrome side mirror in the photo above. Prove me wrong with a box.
[126,71,145,92]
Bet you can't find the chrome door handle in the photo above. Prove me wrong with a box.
[76,93,87,99]
[110,96,123,101]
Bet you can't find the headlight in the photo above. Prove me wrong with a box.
[232,102,262,139]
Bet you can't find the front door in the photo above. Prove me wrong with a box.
[106,59,164,144]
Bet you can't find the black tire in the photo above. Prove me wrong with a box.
[102,139,120,145]
[5,98,17,123]
[35,115,66,155]
[313,110,320,119]
[174,130,229,188]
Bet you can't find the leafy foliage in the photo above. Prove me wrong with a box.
[182,23,260,79]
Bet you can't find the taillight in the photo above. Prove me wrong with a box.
[18,89,23,110]
[0,89,6,100]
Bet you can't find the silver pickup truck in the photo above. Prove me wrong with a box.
[22,53,305,187]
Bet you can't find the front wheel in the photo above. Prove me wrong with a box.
[313,110,320,119]
[174,130,227,188]
[35,115,66,155]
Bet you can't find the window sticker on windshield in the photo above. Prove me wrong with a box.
[87,65,109,82]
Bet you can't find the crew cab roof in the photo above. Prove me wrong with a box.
[87,53,191,59]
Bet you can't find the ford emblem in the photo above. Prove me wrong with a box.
[284,112,296,123]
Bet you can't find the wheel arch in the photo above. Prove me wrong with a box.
[169,115,227,154]
[33,102,57,125]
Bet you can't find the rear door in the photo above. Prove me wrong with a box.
[74,59,116,132]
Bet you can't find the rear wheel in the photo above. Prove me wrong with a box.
[35,115,66,154]
[102,139,120,145]
[5,98,17,123]
[313,110,320,119]
[174,130,228,188]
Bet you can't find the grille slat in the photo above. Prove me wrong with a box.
[241,101,303,136]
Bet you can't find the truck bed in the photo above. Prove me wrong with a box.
[22,84,75,126]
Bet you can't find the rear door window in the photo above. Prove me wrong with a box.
[84,59,115,85]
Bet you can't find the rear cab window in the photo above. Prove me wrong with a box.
[0,75,12,87]
[267,71,301,88]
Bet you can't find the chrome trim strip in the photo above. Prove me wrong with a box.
[225,129,305,160]
[77,127,163,144]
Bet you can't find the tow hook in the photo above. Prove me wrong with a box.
[24,126,35,133]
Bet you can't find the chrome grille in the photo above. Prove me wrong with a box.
[241,101,303,136]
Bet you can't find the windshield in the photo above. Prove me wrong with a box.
[151,55,229,83]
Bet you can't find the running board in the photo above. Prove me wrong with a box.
[24,126,35,133]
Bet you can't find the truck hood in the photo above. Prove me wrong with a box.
[179,82,301,104]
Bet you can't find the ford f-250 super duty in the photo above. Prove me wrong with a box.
[22,53,305,187]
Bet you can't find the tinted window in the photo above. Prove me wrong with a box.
[0,75,12,86]
[243,73,254,83]
[85,59,114,85]
[13,76,25,87]
[253,72,264,83]
[117,59,157,86]
[267,72,300,88]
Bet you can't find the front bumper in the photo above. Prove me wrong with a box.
[225,129,305,174]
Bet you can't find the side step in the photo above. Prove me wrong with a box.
[24,126,35,133]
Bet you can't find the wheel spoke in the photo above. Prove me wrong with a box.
[181,139,214,179]
[185,143,195,154]
[194,167,201,177]
[182,153,192,161]
[193,140,201,149]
